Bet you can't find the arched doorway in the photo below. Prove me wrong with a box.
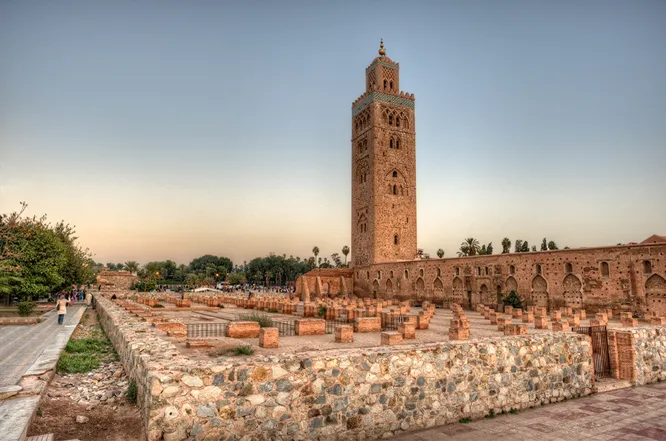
[506,276,518,296]
[322,282,330,296]
[532,275,549,308]
[480,284,489,304]
[372,280,379,299]
[433,277,444,303]
[563,274,583,308]
[415,277,426,302]
[385,278,394,298]
[452,277,464,305]
[646,274,666,316]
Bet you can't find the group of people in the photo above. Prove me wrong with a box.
[55,286,93,325]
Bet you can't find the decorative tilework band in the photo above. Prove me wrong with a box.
[366,60,398,73]
[352,92,415,116]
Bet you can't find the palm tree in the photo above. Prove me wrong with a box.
[501,238,511,254]
[342,246,350,265]
[436,249,444,258]
[460,237,480,256]
[312,246,320,267]
[124,261,139,275]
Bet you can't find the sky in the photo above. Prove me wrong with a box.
[1,0,665,266]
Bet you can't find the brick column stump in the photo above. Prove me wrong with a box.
[259,327,279,348]
[381,331,403,345]
[295,319,325,336]
[398,322,416,339]
[335,325,354,343]
[534,316,548,329]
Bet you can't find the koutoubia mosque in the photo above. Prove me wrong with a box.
[297,41,666,315]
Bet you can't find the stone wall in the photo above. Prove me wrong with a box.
[295,268,353,300]
[609,326,666,385]
[94,295,594,440]
[96,271,138,290]
[353,243,666,314]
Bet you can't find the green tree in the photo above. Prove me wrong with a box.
[514,240,523,253]
[341,246,350,265]
[531,245,536,252]
[312,246,320,268]
[501,238,511,254]
[486,242,493,255]
[227,272,246,285]
[548,241,558,250]
[436,248,444,258]
[478,244,487,255]
[521,241,530,252]
[541,238,548,251]
[124,261,139,274]
[459,237,480,257]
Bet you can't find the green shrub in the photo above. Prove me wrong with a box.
[318,305,327,317]
[509,409,518,414]
[127,380,138,404]
[17,301,36,317]
[269,309,278,313]
[233,345,254,356]
[241,313,273,328]
[57,353,99,373]
[65,338,112,354]
[459,417,471,424]
[502,291,523,310]
[218,304,225,308]
[152,304,164,308]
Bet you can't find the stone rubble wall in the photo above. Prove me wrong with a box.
[95,294,597,441]
[610,326,666,385]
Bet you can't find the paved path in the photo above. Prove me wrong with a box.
[0,304,86,387]
[391,382,666,441]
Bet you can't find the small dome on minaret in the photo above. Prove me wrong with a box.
[378,39,386,56]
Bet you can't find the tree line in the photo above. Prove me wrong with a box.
[0,203,96,303]
[451,237,566,257]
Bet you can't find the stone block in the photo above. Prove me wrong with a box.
[227,321,261,338]
[534,316,549,329]
[621,318,638,328]
[335,325,354,343]
[448,327,470,340]
[259,327,279,348]
[650,317,666,325]
[497,316,512,331]
[397,322,416,339]
[504,324,528,336]
[417,314,430,330]
[512,309,523,319]
[354,317,381,333]
[522,312,534,323]
[381,331,403,345]
[551,321,570,332]
[490,312,500,325]
[295,319,326,336]
[504,306,514,315]
[550,311,561,321]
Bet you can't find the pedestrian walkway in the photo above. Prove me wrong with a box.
[0,304,85,387]
[0,304,86,441]
[391,381,666,440]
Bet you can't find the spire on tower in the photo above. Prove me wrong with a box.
[378,39,386,56]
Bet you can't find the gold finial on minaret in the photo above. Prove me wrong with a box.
[378,39,386,56]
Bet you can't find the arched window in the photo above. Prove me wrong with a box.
[396,117,400,127]
[436,268,441,277]
[377,271,381,279]
[390,270,394,278]
[389,138,394,148]
[600,262,610,278]
[394,235,398,245]
[536,264,542,275]
[644,260,652,274]
[392,184,397,195]
[392,171,398,177]
[565,263,572,274]
[389,80,393,90]
[363,173,367,183]
[383,79,387,90]
[509,265,515,275]
[396,139,400,149]
[419,269,424,277]
[455,267,460,276]
[366,271,370,279]
[388,115,393,125]
[404,269,409,279]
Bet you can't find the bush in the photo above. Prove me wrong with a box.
[132,280,157,292]
[218,304,225,309]
[269,309,279,313]
[57,353,99,373]
[65,338,112,354]
[241,313,273,328]
[17,301,36,317]
[502,291,523,310]
[127,380,138,404]
[318,305,327,317]
[233,345,254,356]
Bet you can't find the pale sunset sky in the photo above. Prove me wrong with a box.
[1,0,665,266]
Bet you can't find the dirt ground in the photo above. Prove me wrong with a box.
[28,308,145,441]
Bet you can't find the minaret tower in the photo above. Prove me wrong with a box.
[351,40,417,266]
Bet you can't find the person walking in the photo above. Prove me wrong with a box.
[56,295,67,325]
[85,289,92,306]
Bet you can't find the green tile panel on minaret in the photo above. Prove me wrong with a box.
[351,91,415,117]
